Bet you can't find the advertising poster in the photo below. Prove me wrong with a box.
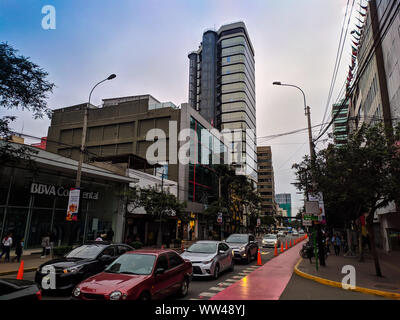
[66,188,80,221]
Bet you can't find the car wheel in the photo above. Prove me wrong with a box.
[179,278,189,297]
[213,264,220,279]
[139,291,151,301]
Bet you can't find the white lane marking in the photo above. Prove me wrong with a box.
[233,275,244,279]
[199,292,217,298]
[225,279,237,282]
[209,286,225,292]
[190,298,201,300]
[217,282,232,286]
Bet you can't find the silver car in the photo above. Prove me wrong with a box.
[262,234,280,248]
[180,241,234,279]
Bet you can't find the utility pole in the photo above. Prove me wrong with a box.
[68,74,116,245]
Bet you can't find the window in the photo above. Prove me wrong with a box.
[167,252,183,268]
[118,246,131,255]
[100,246,116,257]
[156,254,169,270]
[220,243,230,251]
[226,56,231,62]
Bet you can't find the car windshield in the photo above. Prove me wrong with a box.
[65,245,105,259]
[226,235,248,243]
[187,243,217,254]
[105,254,155,275]
[264,234,277,239]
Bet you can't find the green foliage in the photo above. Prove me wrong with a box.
[0,43,54,162]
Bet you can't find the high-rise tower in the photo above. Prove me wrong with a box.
[188,21,257,182]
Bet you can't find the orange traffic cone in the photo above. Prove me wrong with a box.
[257,248,262,266]
[274,243,278,256]
[285,241,288,251]
[16,260,24,280]
[289,240,292,248]
[280,242,284,253]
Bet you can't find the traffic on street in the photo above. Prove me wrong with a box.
[0,233,302,301]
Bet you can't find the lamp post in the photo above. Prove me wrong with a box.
[273,81,323,268]
[272,82,315,163]
[68,74,116,244]
[75,74,116,189]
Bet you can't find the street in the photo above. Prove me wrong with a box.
[0,235,299,301]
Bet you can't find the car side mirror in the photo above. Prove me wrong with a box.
[155,267,165,276]
[99,254,113,262]
[218,250,225,255]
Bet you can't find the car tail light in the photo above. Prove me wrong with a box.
[36,289,42,300]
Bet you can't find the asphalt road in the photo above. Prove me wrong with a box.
[1,235,300,301]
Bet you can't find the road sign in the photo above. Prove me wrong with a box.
[302,219,312,226]
[305,201,320,215]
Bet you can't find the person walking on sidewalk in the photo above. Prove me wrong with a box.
[41,233,50,258]
[12,237,24,263]
[0,232,13,262]
[333,234,341,256]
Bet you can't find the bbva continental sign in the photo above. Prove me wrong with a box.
[30,183,99,200]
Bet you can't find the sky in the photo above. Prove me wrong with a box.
[0,0,364,214]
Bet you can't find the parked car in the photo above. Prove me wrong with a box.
[35,242,133,294]
[299,230,305,235]
[225,234,258,264]
[292,230,299,237]
[181,241,234,279]
[277,231,285,238]
[0,279,42,301]
[72,249,193,300]
[261,234,280,248]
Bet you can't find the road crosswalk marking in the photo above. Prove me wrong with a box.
[209,286,225,292]
[233,275,244,279]
[217,282,232,286]
[226,279,237,282]
[199,292,217,298]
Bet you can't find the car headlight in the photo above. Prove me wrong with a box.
[240,246,246,252]
[73,287,81,297]
[232,251,234,256]
[63,265,84,274]
[109,291,122,300]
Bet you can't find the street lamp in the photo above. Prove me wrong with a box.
[75,74,117,188]
[272,81,315,162]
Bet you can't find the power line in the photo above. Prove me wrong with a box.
[314,0,400,143]
[320,0,355,134]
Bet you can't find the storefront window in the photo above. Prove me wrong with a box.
[0,167,12,205]
[8,168,33,207]
[28,209,53,247]
[3,208,27,243]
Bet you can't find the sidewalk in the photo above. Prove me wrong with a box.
[295,249,400,299]
[210,239,306,300]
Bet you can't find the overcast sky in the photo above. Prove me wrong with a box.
[1,0,365,213]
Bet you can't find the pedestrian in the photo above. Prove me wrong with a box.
[333,233,341,256]
[12,237,24,263]
[41,233,50,258]
[0,232,13,262]
[106,228,114,242]
[95,233,103,241]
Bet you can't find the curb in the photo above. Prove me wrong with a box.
[0,267,38,276]
[294,258,400,300]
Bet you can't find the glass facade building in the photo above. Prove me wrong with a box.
[188,22,257,183]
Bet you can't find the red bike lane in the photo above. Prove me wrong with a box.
[210,240,305,300]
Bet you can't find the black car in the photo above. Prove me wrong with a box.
[35,242,133,294]
[0,279,42,301]
[225,234,258,264]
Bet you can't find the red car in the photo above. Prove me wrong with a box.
[72,249,192,300]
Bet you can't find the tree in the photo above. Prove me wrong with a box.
[293,123,400,276]
[0,42,54,160]
[140,187,187,246]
